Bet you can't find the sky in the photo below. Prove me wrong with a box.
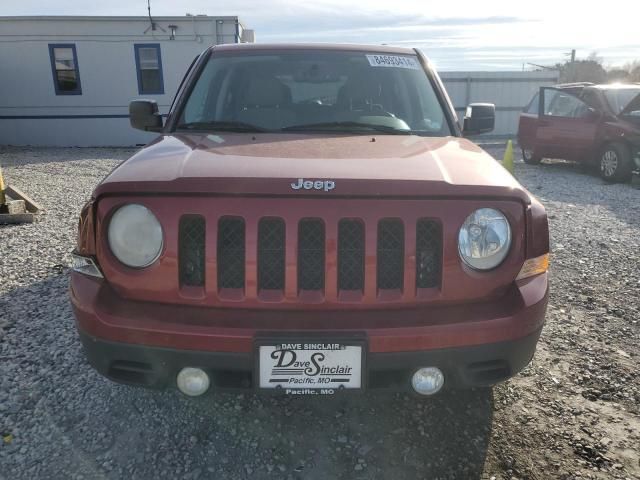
[5,0,640,71]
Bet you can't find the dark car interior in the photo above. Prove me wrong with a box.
[179,54,448,134]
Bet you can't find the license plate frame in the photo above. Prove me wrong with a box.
[254,336,367,395]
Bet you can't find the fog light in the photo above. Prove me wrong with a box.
[176,368,210,396]
[411,367,444,395]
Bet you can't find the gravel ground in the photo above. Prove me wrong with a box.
[0,144,638,479]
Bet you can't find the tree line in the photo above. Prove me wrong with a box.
[553,52,640,83]
[556,53,640,84]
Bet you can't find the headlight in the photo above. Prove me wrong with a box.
[458,208,511,270]
[108,204,163,268]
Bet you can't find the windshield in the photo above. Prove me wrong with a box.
[603,87,640,115]
[177,51,450,135]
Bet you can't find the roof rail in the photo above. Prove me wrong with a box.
[554,82,596,88]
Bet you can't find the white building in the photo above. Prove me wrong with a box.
[440,71,559,137]
[0,16,254,147]
[0,17,556,146]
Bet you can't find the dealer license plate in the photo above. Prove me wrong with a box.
[258,342,362,393]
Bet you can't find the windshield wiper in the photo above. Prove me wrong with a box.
[176,120,269,133]
[282,121,412,134]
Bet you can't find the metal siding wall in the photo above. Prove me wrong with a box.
[440,71,559,136]
[0,16,241,147]
[0,118,156,147]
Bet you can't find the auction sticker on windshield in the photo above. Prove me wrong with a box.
[258,343,362,393]
[366,54,420,70]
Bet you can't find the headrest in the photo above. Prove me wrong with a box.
[338,70,383,106]
[243,77,291,107]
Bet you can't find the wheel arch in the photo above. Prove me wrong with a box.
[593,138,632,164]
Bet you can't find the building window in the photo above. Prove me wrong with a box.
[48,44,81,95]
[134,44,164,95]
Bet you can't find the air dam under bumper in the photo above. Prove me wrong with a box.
[70,272,548,392]
[78,327,541,391]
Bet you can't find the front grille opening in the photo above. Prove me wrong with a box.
[218,217,245,289]
[338,219,365,291]
[298,219,325,291]
[108,360,154,385]
[466,360,511,384]
[258,218,286,291]
[179,215,206,287]
[416,219,442,289]
[377,219,404,290]
[368,369,410,390]
[210,370,252,390]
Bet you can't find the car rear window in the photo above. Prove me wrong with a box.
[604,88,640,115]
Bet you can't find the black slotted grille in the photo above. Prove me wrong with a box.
[217,217,245,289]
[179,215,205,287]
[338,220,365,291]
[377,219,404,290]
[416,219,442,288]
[298,219,325,291]
[258,218,285,290]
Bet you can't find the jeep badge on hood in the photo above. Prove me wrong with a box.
[291,178,336,192]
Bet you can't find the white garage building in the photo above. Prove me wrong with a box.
[0,15,254,147]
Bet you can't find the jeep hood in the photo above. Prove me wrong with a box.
[95,133,529,203]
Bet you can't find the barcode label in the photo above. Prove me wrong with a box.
[366,54,421,70]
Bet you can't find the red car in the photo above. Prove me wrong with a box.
[518,82,640,182]
[70,44,549,397]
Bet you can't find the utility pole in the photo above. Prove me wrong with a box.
[562,49,577,82]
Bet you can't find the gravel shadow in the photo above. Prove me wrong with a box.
[0,273,493,480]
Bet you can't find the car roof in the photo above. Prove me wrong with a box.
[555,82,595,89]
[555,82,640,92]
[591,83,640,90]
[212,42,420,56]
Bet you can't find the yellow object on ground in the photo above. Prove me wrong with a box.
[502,139,515,174]
[502,140,513,174]
[0,163,6,205]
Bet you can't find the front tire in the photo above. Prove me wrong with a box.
[599,142,632,183]
[522,148,542,165]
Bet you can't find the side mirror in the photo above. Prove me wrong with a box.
[463,103,495,136]
[129,100,163,132]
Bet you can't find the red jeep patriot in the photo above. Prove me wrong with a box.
[70,44,549,397]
